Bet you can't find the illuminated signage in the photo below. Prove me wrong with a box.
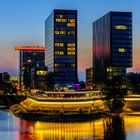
[114,25,127,30]
[15,46,45,51]
[36,71,47,75]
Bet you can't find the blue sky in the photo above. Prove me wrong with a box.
[0,0,140,81]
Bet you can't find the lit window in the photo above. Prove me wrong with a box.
[68,19,75,23]
[55,30,66,35]
[107,68,112,72]
[71,64,75,67]
[67,43,75,47]
[55,51,64,55]
[36,71,47,75]
[59,15,63,18]
[67,23,75,27]
[67,47,75,51]
[55,43,64,47]
[55,31,59,34]
[55,18,67,22]
[114,25,127,30]
[55,63,59,68]
[27,60,32,62]
[68,31,75,35]
[67,51,75,55]
[118,48,126,53]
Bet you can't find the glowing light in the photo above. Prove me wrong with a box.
[15,46,45,51]
[67,43,75,47]
[67,23,75,27]
[55,30,66,35]
[55,51,64,55]
[119,48,126,53]
[67,51,75,55]
[71,64,75,67]
[55,43,64,47]
[54,63,59,68]
[68,19,75,23]
[67,47,75,51]
[27,60,32,63]
[55,18,67,22]
[114,25,127,30]
[36,71,47,75]
[107,67,112,72]
[68,31,75,35]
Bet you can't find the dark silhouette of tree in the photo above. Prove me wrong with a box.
[104,116,125,140]
[102,76,127,112]
[79,81,86,90]
[46,72,54,90]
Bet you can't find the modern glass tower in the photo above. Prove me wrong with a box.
[93,11,132,88]
[15,46,45,89]
[45,9,78,85]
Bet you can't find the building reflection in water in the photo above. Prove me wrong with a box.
[2,110,140,140]
[17,115,140,140]
[19,118,105,140]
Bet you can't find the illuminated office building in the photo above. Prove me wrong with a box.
[93,11,132,88]
[86,67,93,90]
[15,46,45,89]
[45,9,78,85]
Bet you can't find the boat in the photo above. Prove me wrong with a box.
[10,91,106,120]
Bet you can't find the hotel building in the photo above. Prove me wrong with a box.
[15,46,45,89]
[93,11,132,88]
[45,9,78,85]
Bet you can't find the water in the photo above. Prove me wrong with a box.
[1,110,140,140]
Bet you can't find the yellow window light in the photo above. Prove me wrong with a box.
[55,51,64,55]
[55,18,67,22]
[67,43,75,47]
[36,71,47,75]
[59,15,63,18]
[67,23,75,27]
[67,51,75,55]
[115,25,127,30]
[107,68,112,72]
[68,31,75,35]
[55,30,66,35]
[71,64,75,67]
[119,48,126,53]
[68,19,75,23]
[27,60,32,63]
[55,43,64,47]
[54,63,59,68]
[67,47,75,51]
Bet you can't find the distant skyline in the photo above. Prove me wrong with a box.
[0,0,140,81]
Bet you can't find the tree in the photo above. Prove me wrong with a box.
[79,81,86,90]
[46,72,54,90]
[102,76,127,112]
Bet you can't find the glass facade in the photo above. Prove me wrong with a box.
[45,9,78,85]
[93,11,132,87]
[19,48,45,89]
